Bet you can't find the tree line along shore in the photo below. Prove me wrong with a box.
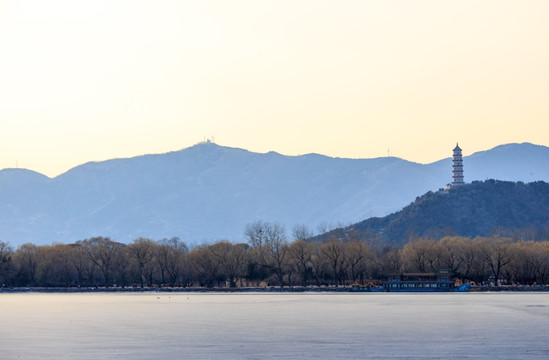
[1,221,548,290]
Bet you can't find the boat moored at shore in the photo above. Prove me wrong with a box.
[382,270,469,292]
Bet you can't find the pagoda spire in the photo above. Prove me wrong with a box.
[452,143,464,186]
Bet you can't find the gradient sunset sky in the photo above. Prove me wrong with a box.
[1,0,548,177]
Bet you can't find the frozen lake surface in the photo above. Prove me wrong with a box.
[1,292,548,359]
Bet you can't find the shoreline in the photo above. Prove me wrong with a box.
[1,284,548,294]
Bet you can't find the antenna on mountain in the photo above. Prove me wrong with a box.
[387,149,390,157]
[211,136,215,143]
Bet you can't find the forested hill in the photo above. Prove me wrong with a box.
[322,180,549,245]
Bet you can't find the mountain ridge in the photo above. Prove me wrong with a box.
[1,142,548,246]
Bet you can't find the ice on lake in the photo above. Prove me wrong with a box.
[1,292,548,359]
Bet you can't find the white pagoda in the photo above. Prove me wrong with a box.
[451,143,464,186]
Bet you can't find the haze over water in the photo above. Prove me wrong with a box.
[1,293,548,359]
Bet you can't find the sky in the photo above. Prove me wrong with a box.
[0,0,548,178]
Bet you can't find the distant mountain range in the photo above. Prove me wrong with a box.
[1,141,548,246]
[318,180,549,245]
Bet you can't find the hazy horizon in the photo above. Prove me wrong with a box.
[1,1,548,177]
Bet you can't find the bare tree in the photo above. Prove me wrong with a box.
[531,241,549,284]
[289,240,313,286]
[402,239,432,273]
[189,245,221,287]
[67,243,93,287]
[245,221,289,287]
[292,224,314,241]
[156,237,188,287]
[321,237,348,286]
[475,236,514,286]
[504,241,549,285]
[346,240,372,284]
[375,245,404,275]
[438,236,467,277]
[80,237,127,287]
[40,244,78,287]
[310,242,328,286]
[0,241,13,286]
[209,241,249,287]
[128,238,157,288]
[244,220,268,248]
[14,243,40,286]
